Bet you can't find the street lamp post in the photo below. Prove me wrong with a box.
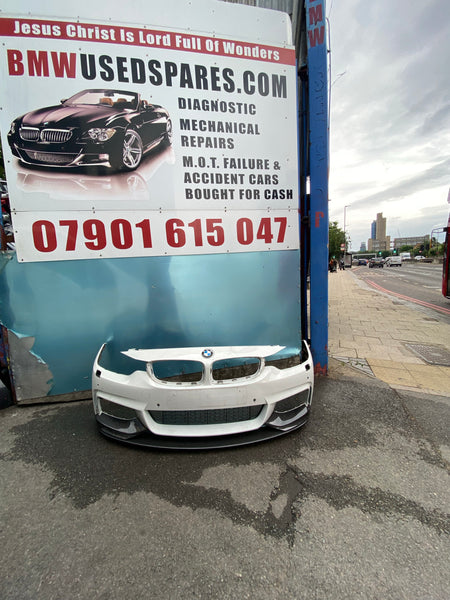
[343,205,350,251]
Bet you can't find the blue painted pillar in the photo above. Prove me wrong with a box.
[306,0,329,374]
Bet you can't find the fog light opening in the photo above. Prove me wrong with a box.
[99,398,137,420]
[274,390,310,414]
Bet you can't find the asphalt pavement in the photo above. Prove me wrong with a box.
[0,269,449,599]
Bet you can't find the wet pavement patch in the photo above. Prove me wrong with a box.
[3,377,446,543]
[291,468,450,536]
[405,343,450,366]
[2,401,308,542]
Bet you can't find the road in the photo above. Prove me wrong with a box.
[352,261,450,325]
[1,376,449,600]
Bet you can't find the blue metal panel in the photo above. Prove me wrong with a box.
[306,0,329,374]
[0,250,302,398]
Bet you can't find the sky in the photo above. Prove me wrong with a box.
[327,0,450,251]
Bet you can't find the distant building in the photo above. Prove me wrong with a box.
[360,242,367,252]
[367,212,390,252]
[368,239,390,252]
[376,213,386,239]
[393,235,430,249]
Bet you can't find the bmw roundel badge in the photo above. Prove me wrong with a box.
[202,349,213,358]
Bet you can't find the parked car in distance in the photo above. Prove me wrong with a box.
[414,256,433,263]
[385,256,402,267]
[8,89,172,172]
[368,258,384,268]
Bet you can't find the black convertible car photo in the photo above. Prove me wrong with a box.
[7,89,172,172]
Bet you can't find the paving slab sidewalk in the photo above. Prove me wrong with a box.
[328,269,450,397]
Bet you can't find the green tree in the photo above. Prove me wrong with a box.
[328,221,346,259]
[429,242,444,257]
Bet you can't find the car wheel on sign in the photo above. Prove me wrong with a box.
[117,129,143,171]
[164,119,173,146]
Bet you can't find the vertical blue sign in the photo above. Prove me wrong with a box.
[306,0,329,374]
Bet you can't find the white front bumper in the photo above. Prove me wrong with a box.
[93,344,314,439]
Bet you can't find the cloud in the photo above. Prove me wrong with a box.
[351,159,450,208]
[415,103,450,137]
[328,0,450,248]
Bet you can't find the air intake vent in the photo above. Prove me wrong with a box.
[149,405,263,425]
[22,150,77,165]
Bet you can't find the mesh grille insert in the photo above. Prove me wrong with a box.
[22,150,77,165]
[149,405,263,425]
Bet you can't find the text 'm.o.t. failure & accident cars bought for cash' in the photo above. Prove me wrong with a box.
[92,343,314,449]
[7,89,172,171]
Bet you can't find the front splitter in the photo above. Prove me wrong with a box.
[96,412,309,450]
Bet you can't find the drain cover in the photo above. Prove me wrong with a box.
[405,344,450,366]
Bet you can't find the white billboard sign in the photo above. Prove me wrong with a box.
[0,8,299,262]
